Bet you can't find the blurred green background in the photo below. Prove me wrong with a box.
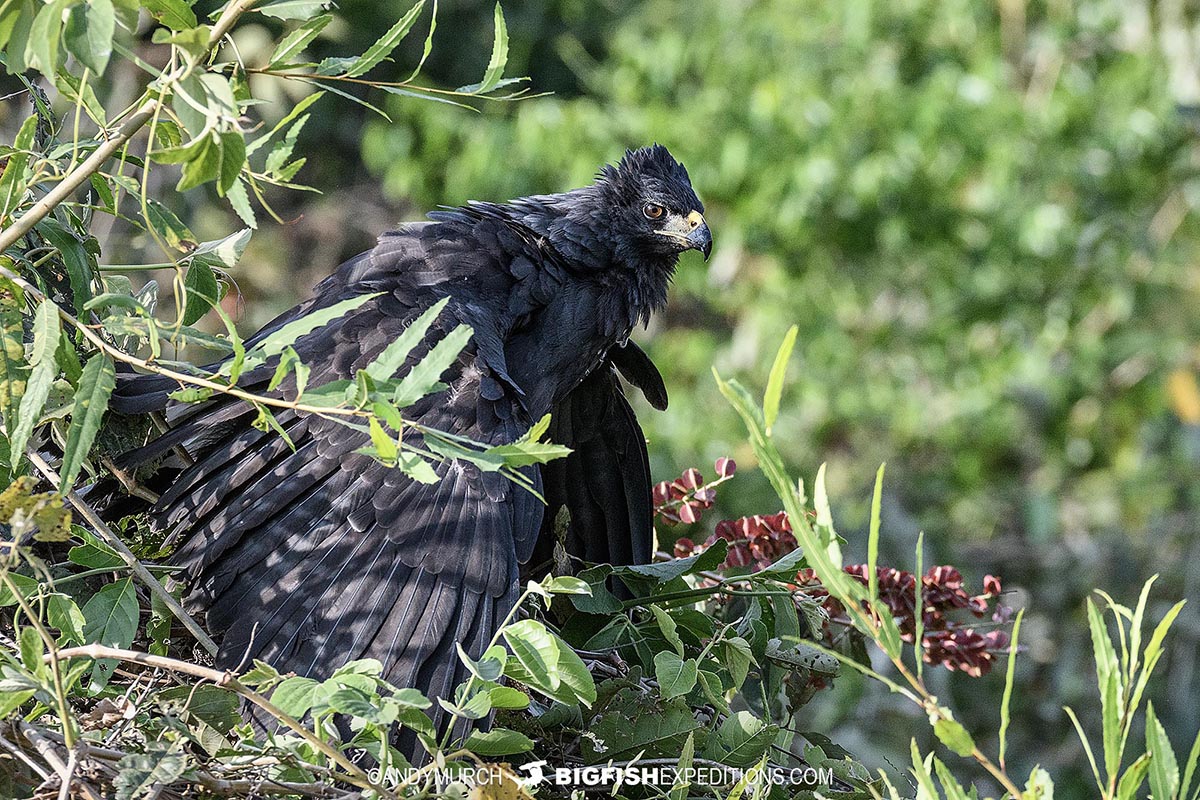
[8,0,1200,794]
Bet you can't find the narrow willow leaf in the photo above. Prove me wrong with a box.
[217,131,246,195]
[1181,725,1200,800]
[0,115,37,220]
[0,279,26,454]
[932,716,974,758]
[1146,702,1180,800]
[182,261,219,326]
[344,0,424,78]
[60,354,116,492]
[267,13,331,67]
[249,293,380,361]
[392,323,472,407]
[1116,753,1151,800]
[998,607,1025,770]
[867,463,884,602]
[9,300,61,464]
[36,217,95,316]
[225,179,256,228]
[472,3,507,93]
[763,323,798,431]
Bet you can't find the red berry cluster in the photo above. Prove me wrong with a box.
[656,466,1013,678]
[674,510,798,570]
[654,458,737,526]
[800,564,1011,677]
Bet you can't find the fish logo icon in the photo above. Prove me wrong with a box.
[517,760,547,786]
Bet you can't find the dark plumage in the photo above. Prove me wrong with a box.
[109,145,710,737]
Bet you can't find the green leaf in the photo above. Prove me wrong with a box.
[722,636,754,689]
[182,261,219,325]
[392,323,473,407]
[81,578,138,690]
[60,353,115,493]
[19,624,42,671]
[706,711,776,768]
[933,716,975,758]
[256,0,332,21]
[363,297,448,382]
[502,619,559,688]
[344,0,424,77]
[225,179,256,228]
[63,0,114,75]
[618,537,728,584]
[114,747,187,800]
[37,217,95,315]
[0,115,36,220]
[1146,702,1180,800]
[487,685,528,710]
[653,651,698,699]
[145,199,196,251]
[140,0,197,31]
[271,676,319,718]
[763,323,798,431]
[176,132,221,191]
[463,3,508,93]
[217,131,245,195]
[47,594,85,644]
[1116,753,1151,800]
[245,293,379,363]
[25,0,67,76]
[328,686,396,724]
[465,728,533,756]
[999,608,1024,771]
[156,684,241,733]
[9,300,62,466]
[650,605,684,656]
[267,14,332,66]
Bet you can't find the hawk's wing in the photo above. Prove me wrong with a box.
[112,220,550,708]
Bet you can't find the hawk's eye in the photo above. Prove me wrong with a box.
[642,203,665,220]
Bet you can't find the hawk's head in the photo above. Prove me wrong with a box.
[595,145,712,262]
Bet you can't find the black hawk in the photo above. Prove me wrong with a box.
[111,144,711,716]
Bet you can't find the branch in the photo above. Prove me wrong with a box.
[0,0,259,254]
[46,645,397,799]
[27,451,219,656]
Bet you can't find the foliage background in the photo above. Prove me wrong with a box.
[5,0,1200,796]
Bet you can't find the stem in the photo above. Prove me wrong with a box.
[47,644,396,799]
[26,451,219,656]
[0,572,75,749]
[0,0,259,255]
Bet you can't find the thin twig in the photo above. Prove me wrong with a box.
[27,450,219,655]
[17,722,103,800]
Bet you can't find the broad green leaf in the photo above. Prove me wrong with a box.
[156,684,241,733]
[268,14,332,67]
[464,728,533,756]
[722,636,754,689]
[217,131,245,195]
[81,578,138,690]
[63,0,114,75]
[140,0,197,31]
[933,716,975,758]
[9,300,62,466]
[182,261,219,325]
[114,748,187,800]
[392,323,472,407]
[618,537,728,583]
[176,132,221,191]
[763,323,798,431]
[24,0,67,76]
[344,0,424,78]
[653,651,697,699]
[502,619,559,688]
[47,593,85,644]
[60,354,115,493]
[363,298,448,382]
[1146,702,1180,800]
[271,676,319,718]
[706,711,776,768]
[145,199,196,251]
[225,179,256,228]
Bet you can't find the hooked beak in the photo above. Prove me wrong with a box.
[685,212,713,261]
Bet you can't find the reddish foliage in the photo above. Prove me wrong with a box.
[656,462,1013,678]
